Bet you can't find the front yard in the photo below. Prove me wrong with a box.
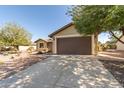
[0,52,48,80]
[0,50,124,87]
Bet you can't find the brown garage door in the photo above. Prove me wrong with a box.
[57,37,92,55]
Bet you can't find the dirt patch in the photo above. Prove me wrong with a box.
[0,54,49,80]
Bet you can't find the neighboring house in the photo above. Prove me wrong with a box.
[48,22,95,55]
[34,38,52,53]
[116,35,124,50]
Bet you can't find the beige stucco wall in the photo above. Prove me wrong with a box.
[51,38,55,53]
[91,35,95,55]
[53,25,80,38]
[36,40,47,52]
[52,25,95,54]
[116,36,124,50]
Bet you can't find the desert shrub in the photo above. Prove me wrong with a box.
[8,51,18,54]
[27,47,34,54]
[3,52,9,56]
[5,47,18,54]
[10,47,18,51]
[0,46,18,52]
[0,47,7,51]
[107,44,117,49]
[0,60,4,65]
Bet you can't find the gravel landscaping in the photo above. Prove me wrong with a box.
[99,59,124,87]
[98,50,124,87]
[99,50,124,58]
[0,53,49,80]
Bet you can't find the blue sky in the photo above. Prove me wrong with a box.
[0,5,109,43]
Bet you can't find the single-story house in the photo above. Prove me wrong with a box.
[34,38,52,53]
[116,34,124,50]
[48,22,95,55]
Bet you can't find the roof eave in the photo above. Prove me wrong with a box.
[34,39,47,43]
[48,22,74,38]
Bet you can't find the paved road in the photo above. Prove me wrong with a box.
[0,55,122,88]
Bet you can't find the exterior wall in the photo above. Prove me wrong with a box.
[36,40,48,52]
[91,35,95,55]
[52,38,56,54]
[47,42,52,52]
[116,36,124,50]
[53,25,80,37]
[52,25,95,54]
[19,46,36,52]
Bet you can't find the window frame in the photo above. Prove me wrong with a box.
[39,43,44,48]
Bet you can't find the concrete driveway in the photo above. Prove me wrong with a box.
[0,55,122,88]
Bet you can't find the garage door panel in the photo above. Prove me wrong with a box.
[57,37,91,55]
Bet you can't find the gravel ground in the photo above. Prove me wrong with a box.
[0,54,48,80]
[99,50,124,58]
[98,51,124,87]
[99,59,124,87]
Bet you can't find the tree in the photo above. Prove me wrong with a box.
[0,23,32,48]
[109,31,122,43]
[103,6,124,44]
[68,5,124,55]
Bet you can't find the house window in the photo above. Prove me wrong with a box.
[39,43,44,48]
